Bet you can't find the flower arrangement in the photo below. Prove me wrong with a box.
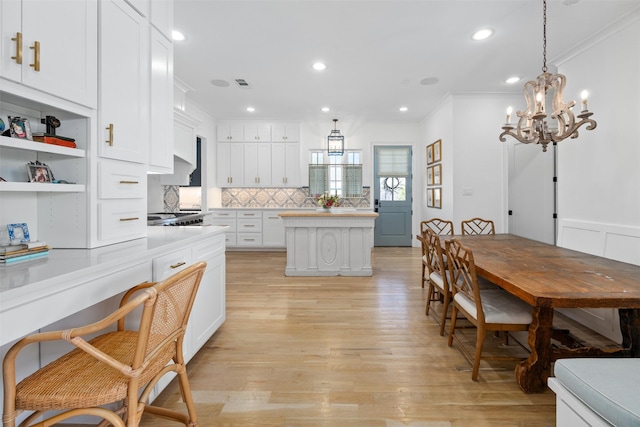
[315,193,340,209]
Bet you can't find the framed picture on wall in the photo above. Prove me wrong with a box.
[433,139,442,162]
[427,188,434,207]
[427,166,434,186]
[433,163,442,185]
[426,144,434,165]
[433,187,442,209]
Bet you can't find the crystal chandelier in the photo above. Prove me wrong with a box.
[327,119,344,156]
[499,0,597,152]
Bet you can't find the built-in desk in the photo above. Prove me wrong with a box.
[279,210,378,276]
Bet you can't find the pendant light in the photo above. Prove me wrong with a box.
[327,119,344,156]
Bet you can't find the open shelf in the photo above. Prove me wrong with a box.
[0,136,85,158]
[0,182,85,192]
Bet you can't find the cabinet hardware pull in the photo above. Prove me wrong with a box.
[245,213,255,216]
[11,32,22,64]
[170,261,186,269]
[119,180,139,184]
[29,41,40,71]
[119,217,139,221]
[106,124,114,146]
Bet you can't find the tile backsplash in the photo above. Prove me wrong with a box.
[221,187,370,209]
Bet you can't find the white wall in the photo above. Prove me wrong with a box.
[556,12,640,265]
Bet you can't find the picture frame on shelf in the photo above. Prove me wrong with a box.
[426,144,434,165]
[433,187,442,209]
[433,163,442,185]
[427,166,434,186]
[427,188,434,207]
[433,139,442,162]
[27,163,53,183]
[7,116,33,140]
[7,223,30,243]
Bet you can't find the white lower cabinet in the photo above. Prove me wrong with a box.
[209,209,287,249]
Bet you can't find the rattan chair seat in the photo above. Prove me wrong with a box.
[15,331,174,411]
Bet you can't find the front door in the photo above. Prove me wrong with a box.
[373,146,412,246]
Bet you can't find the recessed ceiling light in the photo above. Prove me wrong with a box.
[211,79,230,87]
[172,30,185,41]
[313,62,326,71]
[472,28,494,41]
[246,107,255,112]
[420,77,439,86]
[505,76,521,84]
[399,107,408,112]
[321,107,330,112]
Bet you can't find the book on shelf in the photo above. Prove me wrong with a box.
[0,243,50,258]
[0,250,49,264]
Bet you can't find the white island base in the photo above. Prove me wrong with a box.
[279,210,378,276]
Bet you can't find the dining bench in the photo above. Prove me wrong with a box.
[548,358,640,426]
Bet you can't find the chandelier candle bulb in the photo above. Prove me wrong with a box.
[581,90,589,111]
[506,106,513,125]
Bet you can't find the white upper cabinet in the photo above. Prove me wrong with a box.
[271,142,300,187]
[150,0,173,41]
[243,142,271,187]
[270,124,299,142]
[217,142,244,187]
[0,0,97,108]
[98,0,149,163]
[217,124,243,142]
[148,26,174,173]
[243,124,271,142]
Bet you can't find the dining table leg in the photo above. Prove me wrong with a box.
[515,306,554,393]
[619,308,640,357]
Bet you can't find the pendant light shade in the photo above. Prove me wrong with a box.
[327,119,344,156]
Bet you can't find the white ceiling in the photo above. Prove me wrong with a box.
[173,0,639,123]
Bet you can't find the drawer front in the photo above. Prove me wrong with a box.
[98,160,146,199]
[237,232,262,246]
[210,210,237,219]
[211,218,237,232]
[153,248,192,281]
[237,218,262,232]
[237,210,261,219]
[98,199,146,242]
[224,233,237,247]
[192,233,226,260]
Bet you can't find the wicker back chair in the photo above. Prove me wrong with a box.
[418,218,454,288]
[423,228,454,336]
[445,239,531,381]
[2,261,207,427]
[460,217,495,235]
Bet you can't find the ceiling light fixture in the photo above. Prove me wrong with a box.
[327,119,344,156]
[172,30,185,41]
[399,107,408,112]
[321,107,330,112]
[499,0,596,152]
[313,62,327,71]
[472,28,493,41]
[505,76,521,84]
[246,107,255,112]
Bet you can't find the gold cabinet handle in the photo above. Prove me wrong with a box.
[11,32,22,64]
[119,217,139,222]
[29,40,40,71]
[106,124,114,146]
[170,261,186,269]
[119,180,139,184]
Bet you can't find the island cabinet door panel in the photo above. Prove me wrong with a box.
[316,228,343,271]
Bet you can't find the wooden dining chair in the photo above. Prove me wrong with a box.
[445,239,531,381]
[2,262,207,427]
[419,218,454,288]
[424,228,454,336]
[461,217,495,235]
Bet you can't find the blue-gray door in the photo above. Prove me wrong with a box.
[373,146,412,246]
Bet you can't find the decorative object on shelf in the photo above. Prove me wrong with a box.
[7,223,30,244]
[499,0,597,152]
[327,119,344,156]
[41,115,61,135]
[26,161,53,183]
[0,117,4,132]
[5,116,32,140]
[316,193,340,209]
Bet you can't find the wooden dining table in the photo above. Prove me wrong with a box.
[438,233,640,393]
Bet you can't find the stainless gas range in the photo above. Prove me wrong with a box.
[147,212,206,226]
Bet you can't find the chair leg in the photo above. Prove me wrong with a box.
[425,283,434,315]
[177,369,199,426]
[472,328,487,382]
[448,306,458,347]
[439,294,450,336]
[421,264,426,288]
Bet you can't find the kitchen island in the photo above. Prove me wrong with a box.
[279,209,378,276]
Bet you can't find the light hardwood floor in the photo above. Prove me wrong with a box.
[142,248,557,426]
